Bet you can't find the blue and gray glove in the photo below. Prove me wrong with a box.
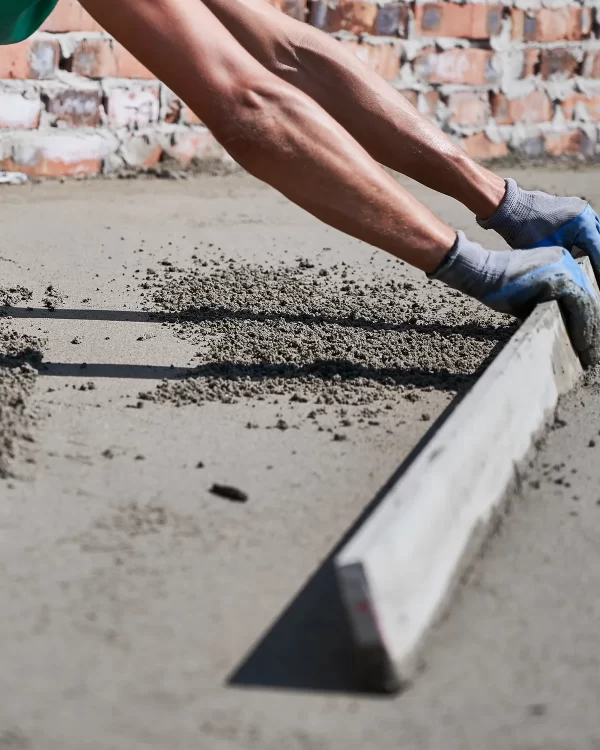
[430,231,600,366]
[477,177,600,277]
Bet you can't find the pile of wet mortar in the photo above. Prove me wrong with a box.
[0,286,42,477]
[138,251,514,425]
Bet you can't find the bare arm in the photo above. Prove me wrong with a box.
[79,0,455,272]
[201,0,505,217]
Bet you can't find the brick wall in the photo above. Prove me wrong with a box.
[0,0,598,177]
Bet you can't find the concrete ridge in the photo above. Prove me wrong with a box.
[335,256,597,693]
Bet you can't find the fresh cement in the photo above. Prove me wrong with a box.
[0,169,599,749]
[0,286,41,476]
[138,252,511,425]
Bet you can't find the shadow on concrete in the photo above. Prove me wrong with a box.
[36,359,478,392]
[227,342,503,695]
[3,305,513,342]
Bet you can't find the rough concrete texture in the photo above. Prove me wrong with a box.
[0,168,596,749]
[138,246,509,422]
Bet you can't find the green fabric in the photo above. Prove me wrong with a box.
[0,0,59,45]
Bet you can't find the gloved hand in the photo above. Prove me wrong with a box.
[430,231,600,366]
[477,178,600,279]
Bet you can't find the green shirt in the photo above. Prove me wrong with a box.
[0,0,59,45]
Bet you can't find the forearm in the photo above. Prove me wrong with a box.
[203,0,505,217]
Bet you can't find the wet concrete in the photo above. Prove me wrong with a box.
[0,168,597,749]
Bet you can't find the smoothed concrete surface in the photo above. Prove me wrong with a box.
[0,168,598,749]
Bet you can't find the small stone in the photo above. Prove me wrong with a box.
[71,337,81,345]
[210,484,248,503]
[196,461,205,469]
[528,703,547,717]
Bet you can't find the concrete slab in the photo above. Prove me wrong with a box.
[0,167,599,749]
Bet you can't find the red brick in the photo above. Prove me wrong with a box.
[106,85,160,129]
[339,40,401,81]
[582,51,600,79]
[540,49,579,80]
[162,92,204,126]
[398,89,418,108]
[120,134,163,168]
[462,132,508,161]
[415,4,502,39]
[1,133,111,177]
[414,48,496,86]
[521,48,540,79]
[0,40,59,79]
[512,8,591,42]
[164,131,225,168]
[421,89,439,119]
[46,88,102,127]
[41,0,104,32]
[561,94,600,122]
[164,97,182,125]
[309,0,377,34]
[184,108,203,126]
[491,91,552,125]
[0,91,40,129]
[268,0,307,20]
[545,130,591,158]
[448,92,490,128]
[376,3,409,36]
[2,155,101,177]
[71,39,155,79]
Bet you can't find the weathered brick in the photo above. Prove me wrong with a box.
[561,94,600,122]
[512,8,591,42]
[268,0,307,20]
[448,92,490,128]
[106,85,160,129]
[545,130,592,158]
[540,49,579,80]
[0,91,41,129]
[120,134,162,168]
[1,133,114,177]
[46,89,102,128]
[184,107,203,126]
[339,40,401,81]
[414,49,496,86]
[397,89,418,108]
[162,91,203,126]
[462,132,508,161]
[582,52,600,79]
[164,131,226,168]
[309,0,377,35]
[0,40,59,79]
[420,89,439,120]
[491,91,552,125]
[521,48,540,79]
[376,3,409,37]
[71,40,154,79]
[164,97,182,125]
[415,4,502,39]
[41,0,104,32]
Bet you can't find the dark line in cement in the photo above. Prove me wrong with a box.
[36,359,477,390]
[3,307,512,341]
